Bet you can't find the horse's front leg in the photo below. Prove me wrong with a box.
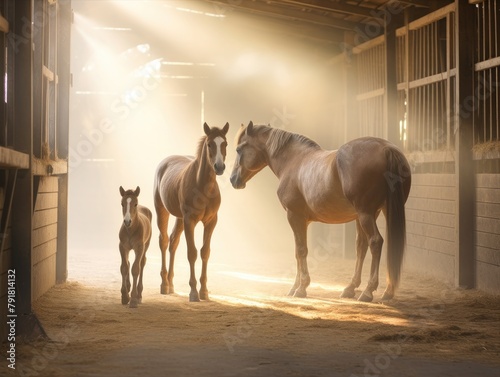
[286,211,310,298]
[136,251,147,304]
[129,247,144,308]
[184,218,200,302]
[199,215,217,300]
[119,244,131,305]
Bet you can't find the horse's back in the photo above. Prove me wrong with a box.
[336,137,410,209]
[139,205,153,224]
[154,155,194,216]
[154,155,193,187]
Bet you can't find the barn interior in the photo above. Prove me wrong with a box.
[0,0,500,375]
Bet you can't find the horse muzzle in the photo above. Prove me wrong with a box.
[214,163,226,176]
[123,219,132,227]
[230,173,246,189]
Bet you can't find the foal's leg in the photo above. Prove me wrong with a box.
[199,216,217,300]
[167,217,184,294]
[184,218,200,302]
[119,245,131,305]
[129,247,144,308]
[357,213,383,302]
[341,219,368,299]
[286,211,310,298]
[155,199,170,294]
[136,251,147,304]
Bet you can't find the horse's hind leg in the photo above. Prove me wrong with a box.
[167,217,184,294]
[357,213,383,302]
[341,219,368,299]
[155,197,170,294]
[119,245,131,305]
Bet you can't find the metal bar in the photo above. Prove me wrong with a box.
[446,12,451,149]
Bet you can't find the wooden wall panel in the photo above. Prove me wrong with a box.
[32,254,56,302]
[474,174,500,294]
[32,177,58,301]
[404,173,456,283]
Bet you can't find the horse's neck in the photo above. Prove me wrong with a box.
[266,138,309,179]
[195,142,215,186]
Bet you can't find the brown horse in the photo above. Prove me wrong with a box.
[230,122,411,302]
[119,186,152,308]
[153,122,229,302]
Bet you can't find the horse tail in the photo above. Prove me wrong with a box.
[384,147,410,291]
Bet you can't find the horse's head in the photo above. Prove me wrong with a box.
[120,186,140,228]
[204,122,229,176]
[230,121,268,189]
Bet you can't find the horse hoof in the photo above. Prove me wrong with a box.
[381,292,394,301]
[122,296,130,305]
[189,292,200,302]
[129,299,139,308]
[168,286,175,295]
[160,285,169,295]
[293,289,307,298]
[340,287,356,299]
[199,290,209,301]
[287,288,296,296]
[358,292,373,302]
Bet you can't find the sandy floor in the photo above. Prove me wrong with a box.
[11,246,500,377]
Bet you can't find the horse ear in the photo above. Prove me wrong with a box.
[222,122,229,135]
[203,122,211,136]
[135,186,140,196]
[119,186,125,196]
[246,121,254,136]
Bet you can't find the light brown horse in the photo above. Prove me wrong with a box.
[154,122,229,302]
[119,186,152,308]
[230,122,411,302]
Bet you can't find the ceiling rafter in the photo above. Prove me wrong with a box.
[203,0,368,31]
[267,0,382,20]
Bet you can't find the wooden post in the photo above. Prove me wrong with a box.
[454,0,475,289]
[342,31,356,259]
[11,0,34,322]
[385,11,401,146]
[56,0,72,284]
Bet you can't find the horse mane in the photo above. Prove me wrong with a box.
[195,135,207,159]
[266,127,320,157]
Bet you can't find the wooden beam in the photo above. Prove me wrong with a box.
[275,0,382,19]
[204,0,366,31]
[0,147,30,169]
[0,14,9,33]
[11,0,34,327]
[32,158,68,176]
[454,0,475,289]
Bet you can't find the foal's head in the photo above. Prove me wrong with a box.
[203,122,229,176]
[119,186,140,227]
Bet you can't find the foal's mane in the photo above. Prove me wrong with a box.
[237,124,320,157]
[195,135,207,160]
